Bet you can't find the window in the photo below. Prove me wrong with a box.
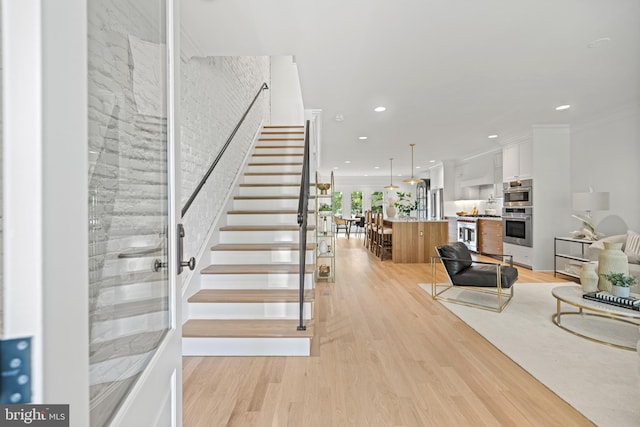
[371,191,383,214]
[351,191,362,216]
[333,192,343,216]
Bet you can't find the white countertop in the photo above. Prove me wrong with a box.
[384,218,448,223]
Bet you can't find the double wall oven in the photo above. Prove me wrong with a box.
[502,179,533,247]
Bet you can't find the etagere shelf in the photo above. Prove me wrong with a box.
[315,171,335,281]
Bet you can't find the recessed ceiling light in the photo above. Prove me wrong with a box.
[359,136,368,140]
[587,37,611,48]
[344,160,351,164]
[333,166,339,170]
[488,134,498,139]
[374,166,380,169]
[555,104,571,111]
[374,106,386,112]
[429,160,436,163]
[416,166,421,169]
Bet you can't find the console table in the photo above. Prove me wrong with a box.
[551,285,640,351]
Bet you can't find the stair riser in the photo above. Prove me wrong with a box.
[238,186,301,197]
[182,337,311,356]
[250,154,302,163]
[246,164,302,173]
[258,136,304,142]
[92,311,165,344]
[233,199,300,210]
[243,175,302,185]
[95,280,165,307]
[219,230,304,244]
[188,302,313,320]
[254,147,304,155]
[210,250,315,264]
[226,213,310,225]
[200,274,314,289]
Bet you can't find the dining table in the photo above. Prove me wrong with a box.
[343,217,362,239]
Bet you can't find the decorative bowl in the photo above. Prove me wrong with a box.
[317,183,331,194]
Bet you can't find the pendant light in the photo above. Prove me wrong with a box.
[403,143,422,184]
[384,157,399,189]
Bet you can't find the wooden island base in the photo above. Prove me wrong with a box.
[384,219,449,263]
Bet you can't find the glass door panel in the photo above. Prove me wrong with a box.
[87,1,169,425]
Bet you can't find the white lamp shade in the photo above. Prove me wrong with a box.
[572,192,609,212]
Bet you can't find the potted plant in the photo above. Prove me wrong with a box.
[394,192,418,218]
[318,203,332,216]
[600,272,638,298]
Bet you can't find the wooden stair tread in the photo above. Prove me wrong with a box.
[255,145,304,149]
[261,131,304,134]
[188,289,314,303]
[211,243,315,251]
[247,162,303,166]
[182,319,313,338]
[220,225,315,231]
[234,195,311,200]
[201,264,315,274]
[263,125,304,128]
[252,153,303,157]
[244,172,302,176]
[239,183,301,187]
[227,210,314,215]
[258,138,304,141]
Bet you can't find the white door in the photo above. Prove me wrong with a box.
[87,0,182,425]
[3,0,181,425]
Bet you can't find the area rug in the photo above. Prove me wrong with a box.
[419,282,640,427]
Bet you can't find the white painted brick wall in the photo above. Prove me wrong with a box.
[180,55,270,269]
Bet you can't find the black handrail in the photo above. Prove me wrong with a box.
[296,120,311,331]
[181,82,269,218]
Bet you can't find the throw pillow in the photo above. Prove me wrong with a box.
[624,230,640,264]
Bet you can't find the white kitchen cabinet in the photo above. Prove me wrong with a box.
[429,163,444,189]
[502,141,532,182]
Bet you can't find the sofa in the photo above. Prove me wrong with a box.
[587,230,640,291]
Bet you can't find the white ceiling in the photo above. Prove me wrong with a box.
[181,0,640,178]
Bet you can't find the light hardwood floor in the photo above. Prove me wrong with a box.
[183,235,593,426]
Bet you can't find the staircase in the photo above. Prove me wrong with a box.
[182,125,316,356]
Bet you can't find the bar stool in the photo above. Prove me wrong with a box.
[376,212,393,260]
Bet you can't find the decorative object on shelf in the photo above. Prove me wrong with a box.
[579,262,599,293]
[403,143,422,184]
[322,216,328,234]
[317,183,331,195]
[318,264,330,277]
[597,242,629,292]
[599,272,638,298]
[319,240,328,254]
[318,203,332,216]
[394,191,418,217]
[570,188,609,240]
[384,157,399,189]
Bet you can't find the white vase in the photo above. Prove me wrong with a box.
[597,242,629,292]
[579,263,599,293]
[386,205,396,218]
[319,240,328,254]
[611,285,630,298]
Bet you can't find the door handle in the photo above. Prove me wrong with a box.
[177,223,196,274]
[153,224,195,274]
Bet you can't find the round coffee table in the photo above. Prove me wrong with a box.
[551,285,640,351]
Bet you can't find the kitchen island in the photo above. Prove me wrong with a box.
[383,218,449,263]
